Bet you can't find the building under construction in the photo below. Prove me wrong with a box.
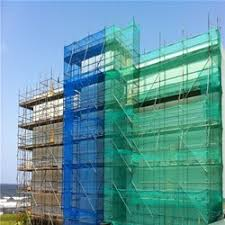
[18,21,224,225]
[17,78,63,225]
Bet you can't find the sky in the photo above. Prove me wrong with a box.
[1,1,225,184]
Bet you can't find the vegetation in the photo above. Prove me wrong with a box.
[16,212,30,225]
[0,214,17,225]
[0,212,31,225]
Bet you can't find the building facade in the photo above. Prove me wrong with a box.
[18,78,63,225]
[18,22,224,225]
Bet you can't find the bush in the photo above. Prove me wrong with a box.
[16,212,30,225]
[0,214,17,225]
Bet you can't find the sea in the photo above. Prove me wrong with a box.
[0,184,18,198]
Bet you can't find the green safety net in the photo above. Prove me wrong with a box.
[104,25,222,225]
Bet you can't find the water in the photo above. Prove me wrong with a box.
[0,184,18,198]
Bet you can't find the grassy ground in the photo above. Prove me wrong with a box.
[0,214,17,225]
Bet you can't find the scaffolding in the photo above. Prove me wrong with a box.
[103,28,223,225]
[17,23,223,225]
[63,25,106,225]
[63,21,141,225]
[103,21,140,225]
[63,24,223,225]
[17,77,63,225]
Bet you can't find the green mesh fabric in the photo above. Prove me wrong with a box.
[104,26,222,225]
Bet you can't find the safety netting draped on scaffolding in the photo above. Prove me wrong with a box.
[63,28,106,225]
[63,23,223,225]
[130,28,222,225]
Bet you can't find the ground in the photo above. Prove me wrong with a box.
[0,214,17,225]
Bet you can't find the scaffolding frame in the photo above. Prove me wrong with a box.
[104,28,222,225]
[63,25,223,225]
[17,23,223,225]
[63,26,106,225]
[63,21,141,225]
[17,77,63,225]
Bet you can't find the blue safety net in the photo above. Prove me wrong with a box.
[63,29,105,225]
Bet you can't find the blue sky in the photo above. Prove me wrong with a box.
[1,1,225,184]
